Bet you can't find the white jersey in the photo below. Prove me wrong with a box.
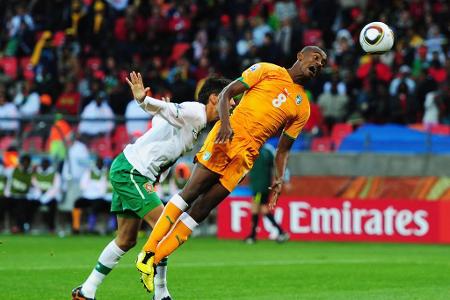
[123,96,207,182]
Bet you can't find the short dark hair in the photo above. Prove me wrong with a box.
[198,77,231,105]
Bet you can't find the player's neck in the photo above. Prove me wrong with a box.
[286,67,305,85]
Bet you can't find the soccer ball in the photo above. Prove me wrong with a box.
[359,22,394,53]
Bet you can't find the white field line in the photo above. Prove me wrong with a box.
[0,259,446,271]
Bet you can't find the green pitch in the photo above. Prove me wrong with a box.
[1,235,449,300]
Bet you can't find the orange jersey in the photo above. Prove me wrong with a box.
[196,63,310,192]
[232,62,310,148]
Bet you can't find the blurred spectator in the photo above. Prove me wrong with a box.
[55,80,81,115]
[412,46,429,76]
[357,56,393,87]
[71,157,113,234]
[423,83,448,125]
[0,159,11,231]
[258,33,281,63]
[274,0,297,22]
[425,24,446,60]
[31,158,61,233]
[275,19,293,60]
[78,92,114,138]
[106,0,129,11]
[251,16,272,47]
[0,67,13,87]
[47,116,72,161]
[390,82,417,124]
[389,65,416,96]
[423,91,440,125]
[0,91,19,136]
[323,73,347,96]
[62,135,90,210]
[4,154,33,233]
[7,3,35,57]
[13,81,40,117]
[78,0,110,54]
[428,52,448,83]
[0,0,447,152]
[317,80,349,132]
[125,98,151,137]
[236,30,254,57]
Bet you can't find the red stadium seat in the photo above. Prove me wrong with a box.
[52,31,66,47]
[0,56,18,79]
[90,136,113,158]
[311,137,333,152]
[429,124,450,135]
[331,123,353,149]
[112,125,130,156]
[0,136,15,150]
[19,57,34,80]
[303,29,322,45]
[86,57,102,71]
[170,43,190,62]
[22,136,44,152]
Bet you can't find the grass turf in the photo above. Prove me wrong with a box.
[0,235,449,299]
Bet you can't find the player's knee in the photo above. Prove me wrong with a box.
[189,204,210,223]
[115,237,137,251]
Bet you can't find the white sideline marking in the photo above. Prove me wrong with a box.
[0,259,444,271]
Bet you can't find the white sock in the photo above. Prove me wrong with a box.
[170,194,189,211]
[180,212,199,231]
[81,240,126,298]
[154,257,171,300]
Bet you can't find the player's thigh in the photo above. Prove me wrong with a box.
[179,163,221,204]
[142,204,164,228]
[188,182,230,223]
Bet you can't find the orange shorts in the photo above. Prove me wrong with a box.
[196,123,259,192]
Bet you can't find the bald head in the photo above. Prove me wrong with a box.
[301,46,327,60]
[287,46,327,84]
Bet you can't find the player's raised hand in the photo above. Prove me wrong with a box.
[126,71,150,104]
[268,178,283,209]
[214,121,234,144]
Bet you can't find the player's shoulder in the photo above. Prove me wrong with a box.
[179,101,205,110]
[178,101,206,119]
[252,62,283,72]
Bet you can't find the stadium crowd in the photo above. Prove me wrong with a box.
[0,0,449,232]
[0,0,449,134]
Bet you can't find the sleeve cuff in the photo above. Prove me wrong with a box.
[282,131,297,141]
[237,77,250,89]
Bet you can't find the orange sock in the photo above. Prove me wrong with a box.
[154,212,198,264]
[143,194,189,253]
[72,208,81,231]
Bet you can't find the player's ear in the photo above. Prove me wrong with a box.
[297,51,303,61]
[208,93,219,105]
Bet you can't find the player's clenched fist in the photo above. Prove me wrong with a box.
[268,178,283,209]
[214,121,234,144]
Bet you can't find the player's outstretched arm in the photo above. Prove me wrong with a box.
[215,80,247,144]
[269,134,294,209]
[126,71,189,128]
[126,71,150,104]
